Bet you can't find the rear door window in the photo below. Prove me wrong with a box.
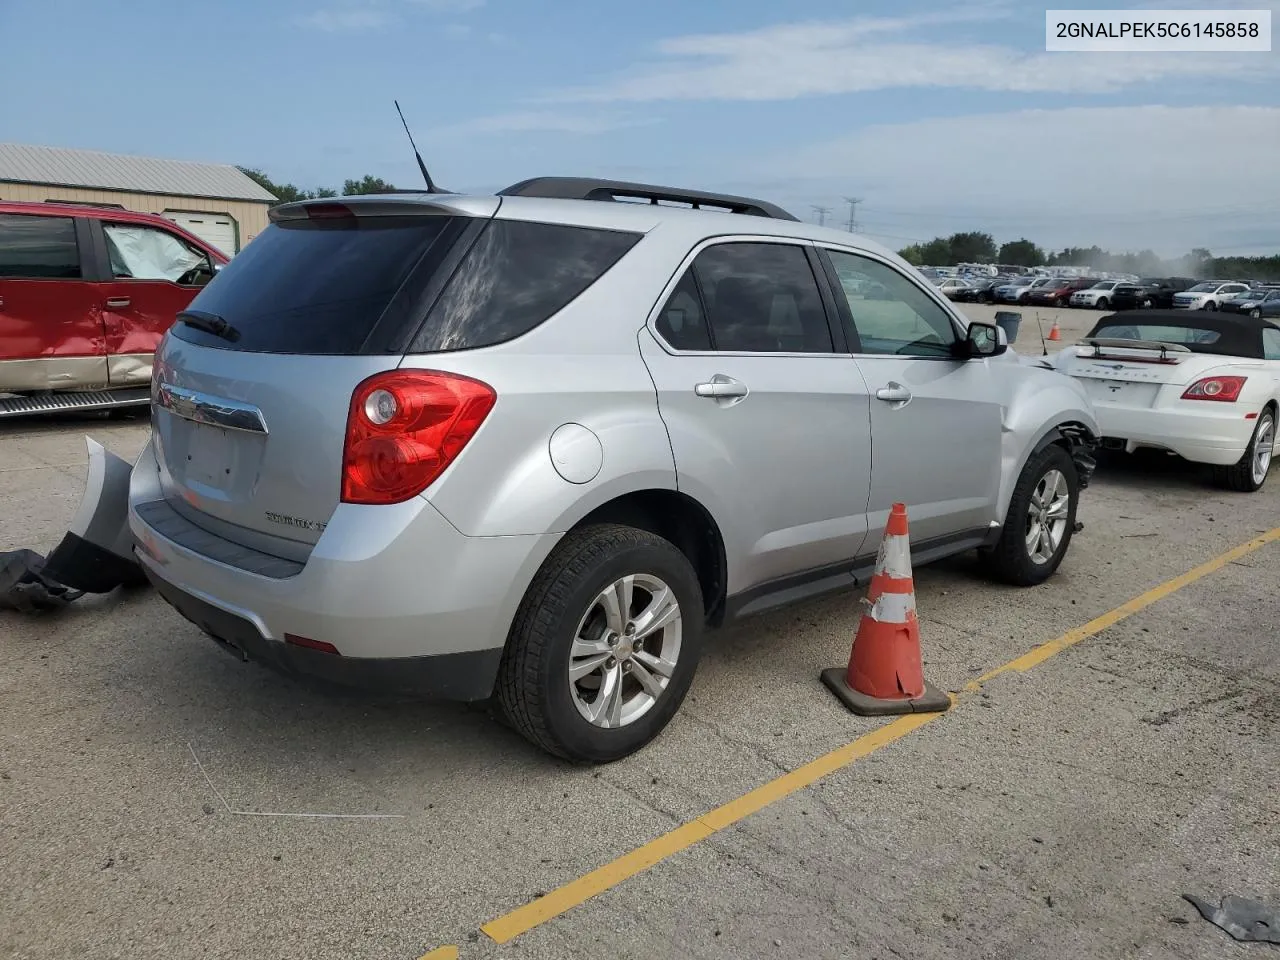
[0,213,81,278]
[172,215,459,354]
[689,242,834,354]
[409,219,641,352]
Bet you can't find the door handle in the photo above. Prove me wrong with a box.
[876,382,912,403]
[105,297,131,309]
[694,375,749,400]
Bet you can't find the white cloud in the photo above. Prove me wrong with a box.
[545,10,1278,101]
[755,105,1280,254]
[298,7,391,32]
[439,111,659,136]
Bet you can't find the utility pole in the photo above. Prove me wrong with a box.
[843,196,863,233]
[811,205,831,226]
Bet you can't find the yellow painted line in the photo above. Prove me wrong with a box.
[418,946,458,960]
[464,526,1280,949]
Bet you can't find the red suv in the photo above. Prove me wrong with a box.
[0,201,229,414]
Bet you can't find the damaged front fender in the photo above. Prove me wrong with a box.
[38,436,148,594]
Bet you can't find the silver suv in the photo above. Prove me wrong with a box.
[127,178,1099,762]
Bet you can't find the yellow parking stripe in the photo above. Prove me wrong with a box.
[455,525,1280,950]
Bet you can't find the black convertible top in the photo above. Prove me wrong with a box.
[1084,310,1279,359]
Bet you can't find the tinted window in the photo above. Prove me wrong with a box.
[654,271,712,351]
[826,250,958,357]
[0,214,80,279]
[174,216,455,353]
[691,242,832,353]
[411,220,641,352]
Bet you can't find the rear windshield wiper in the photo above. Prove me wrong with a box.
[177,310,240,343]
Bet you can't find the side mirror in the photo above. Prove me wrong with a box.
[964,321,1005,358]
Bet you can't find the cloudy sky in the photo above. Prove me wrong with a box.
[1,0,1277,255]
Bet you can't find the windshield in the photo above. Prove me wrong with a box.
[1187,283,1219,293]
[1091,281,1117,290]
[1045,279,1069,289]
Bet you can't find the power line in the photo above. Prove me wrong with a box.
[843,196,863,233]
[811,205,831,226]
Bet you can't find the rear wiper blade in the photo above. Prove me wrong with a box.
[177,310,240,343]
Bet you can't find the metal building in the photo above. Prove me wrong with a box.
[0,143,276,256]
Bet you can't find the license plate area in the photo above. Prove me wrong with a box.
[1083,378,1160,407]
[186,422,235,491]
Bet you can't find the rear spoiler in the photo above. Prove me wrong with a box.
[269,194,498,222]
[1078,338,1191,362]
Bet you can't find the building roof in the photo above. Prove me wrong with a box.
[0,143,277,203]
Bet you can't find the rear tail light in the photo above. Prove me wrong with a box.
[342,369,496,505]
[1181,376,1246,402]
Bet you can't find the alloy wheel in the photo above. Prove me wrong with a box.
[1252,414,1275,486]
[568,574,683,729]
[1025,469,1070,565]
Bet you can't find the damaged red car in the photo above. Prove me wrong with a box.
[0,201,228,417]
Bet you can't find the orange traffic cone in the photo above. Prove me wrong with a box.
[821,503,951,716]
[1047,319,1061,341]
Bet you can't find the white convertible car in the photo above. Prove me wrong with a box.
[1053,310,1280,492]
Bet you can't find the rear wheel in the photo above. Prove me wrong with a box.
[1213,408,1275,493]
[497,523,704,763]
[982,444,1079,586]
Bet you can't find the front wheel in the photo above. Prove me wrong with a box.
[981,444,1079,586]
[1213,408,1275,493]
[497,524,704,763]
[1251,308,1263,319]
[1204,301,1218,312]
[1097,297,1110,310]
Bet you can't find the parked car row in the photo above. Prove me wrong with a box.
[932,271,1280,314]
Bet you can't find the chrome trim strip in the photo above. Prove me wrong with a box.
[156,382,268,435]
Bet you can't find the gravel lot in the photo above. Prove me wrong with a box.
[3,308,1277,960]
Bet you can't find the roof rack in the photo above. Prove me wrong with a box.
[496,177,799,222]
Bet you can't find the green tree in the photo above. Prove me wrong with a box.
[998,238,1045,268]
[342,175,396,196]
[947,231,996,264]
[918,237,953,265]
[237,167,337,206]
[898,244,925,265]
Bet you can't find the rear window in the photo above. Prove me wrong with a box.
[0,213,81,279]
[409,219,641,352]
[1093,323,1221,345]
[172,216,457,354]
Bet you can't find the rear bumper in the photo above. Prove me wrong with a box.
[1093,403,1258,466]
[128,440,560,699]
[145,569,502,700]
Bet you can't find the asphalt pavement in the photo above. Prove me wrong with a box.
[2,305,1277,960]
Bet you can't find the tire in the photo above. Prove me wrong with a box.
[1141,298,1153,309]
[497,523,704,763]
[982,444,1080,587]
[1251,308,1263,319]
[1212,407,1275,493]
[1097,297,1109,311]
[1205,301,1218,312]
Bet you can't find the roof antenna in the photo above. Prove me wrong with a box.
[1034,310,1049,356]
[395,99,444,193]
